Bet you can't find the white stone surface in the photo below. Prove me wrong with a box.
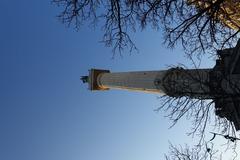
[97,70,168,94]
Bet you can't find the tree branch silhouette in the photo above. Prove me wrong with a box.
[53,0,240,55]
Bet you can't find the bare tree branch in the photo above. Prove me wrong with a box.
[53,0,240,55]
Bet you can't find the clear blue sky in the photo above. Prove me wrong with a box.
[1,1,230,160]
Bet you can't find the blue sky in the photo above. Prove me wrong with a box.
[1,1,232,160]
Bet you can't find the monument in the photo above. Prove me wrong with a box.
[81,40,240,130]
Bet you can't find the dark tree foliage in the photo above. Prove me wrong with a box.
[53,0,240,55]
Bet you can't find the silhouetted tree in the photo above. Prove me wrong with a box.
[53,1,240,158]
[164,143,221,160]
[165,133,240,160]
[53,0,240,55]
[156,63,239,145]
